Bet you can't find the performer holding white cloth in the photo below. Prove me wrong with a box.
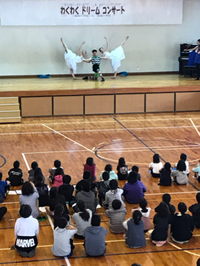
[61,38,86,79]
[99,36,129,78]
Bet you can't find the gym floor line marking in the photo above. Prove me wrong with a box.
[22,153,30,171]
[190,118,200,137]
[42,124,94,154]
[0,125,200,136]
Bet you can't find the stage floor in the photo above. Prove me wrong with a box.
[0,74,200,97]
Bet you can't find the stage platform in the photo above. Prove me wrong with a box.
[0,74,200,117]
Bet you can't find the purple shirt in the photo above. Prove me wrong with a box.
[123,181,147,204]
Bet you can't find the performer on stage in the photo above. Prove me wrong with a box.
[84,49,105,82]
[61,38,86,79]
[184,39,200,80]
[99,36,129,78]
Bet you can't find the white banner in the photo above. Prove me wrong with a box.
[1,0,183,26]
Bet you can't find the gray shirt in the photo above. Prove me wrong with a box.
[76,190,96,213]
[172,170,188,185]
[83,226,108,256]
[19,188,39,218]
[105,207,127,233]
[72,209,92,236]
[105,188,125,209]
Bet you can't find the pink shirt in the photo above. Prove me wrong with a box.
[84,164,96,179]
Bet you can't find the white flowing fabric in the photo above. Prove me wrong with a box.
[103,46,125,72]
[64,49,83,74]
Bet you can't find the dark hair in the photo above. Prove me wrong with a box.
[54,203,64,216]
[132,165,139,173]
[20,204,32,218]
[92,49,97,53]
[164,162,171,172]
[50,187,60,199]
[118,157,126,167]
[83,171,91,180]
[105,164,112,172]
[13,160,20,168]
[82,180,90,192]
[102,171,109,181]
[99,47,103,52]
[34,174,44,186]
[22,182,34,196]
[162,193,171,204]
[34,167,43,177]
[54,167,63,176]
[139,198,148,213]
[31,161,38,170]
[86,157,94,166]
[180,153,187,161]
[128,171,138,184]
[178,202,187,215]
[155,202,170,218]
[196,193,200,203]
[112,199,122,210]
[77,200,90,221]
[57,217,68,229]
[153,154,160,163]
[91,214,101,226]
[54,160,61,168]
[109,179,118,190]
[131,264,141,266]
[197,258,200,266]
[177,160,186,172]
[133,210,142,225]
[0,172,2,180]
[63,175,71,184]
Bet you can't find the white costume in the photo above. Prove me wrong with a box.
[103,46,125,72]
[64,49,83,74]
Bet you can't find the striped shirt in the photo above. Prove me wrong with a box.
[91,56,101,65]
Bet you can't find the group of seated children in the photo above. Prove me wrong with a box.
[0,153,200,258]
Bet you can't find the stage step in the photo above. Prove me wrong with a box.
[0,97,19,104]
[0,97,21,123]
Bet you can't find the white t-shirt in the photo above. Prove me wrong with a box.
[149,162,163,174]
[15,216,39,239]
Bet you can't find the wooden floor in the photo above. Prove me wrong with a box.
[1,112,200,265]
[0,74,200,96]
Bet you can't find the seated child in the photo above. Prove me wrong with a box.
[7,160,23,186]
[58,175,75,206]
[100,164,118,181]
[132,165,141,181]
[171,202,194,244]
[84,157,96,181]
[172,160,188,185]
[51,217,77,257]
[192,160,200,181]
[132,198,151,232]
[117,157,128,180]
[149,154,163,178]
[180,153,189,175]
[123,210,146,248]
[158,162,172,186]
[52,168,64,188]
[162,193,176,216]
[0,172,10,201]
[76,171,95,194]
[48,160,64,183]
[105,199,127,233]
[96,171,110,206]
[104,179,124,209]
[34,174,49,207]
[83,215,108,257]
[28,161,38,182]
[53,203,70,229]
[189,193,200,228]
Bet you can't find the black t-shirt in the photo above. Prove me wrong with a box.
[36,184,50,207]
[76,179,96,193]
[151,214,171,241]
[49,195,69,214]
[8,168,23,186]
[189,203,200,228]
[58,184,74,202]
[159,169,172,186]
[117,165,128,180]
[171,214,194,241]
